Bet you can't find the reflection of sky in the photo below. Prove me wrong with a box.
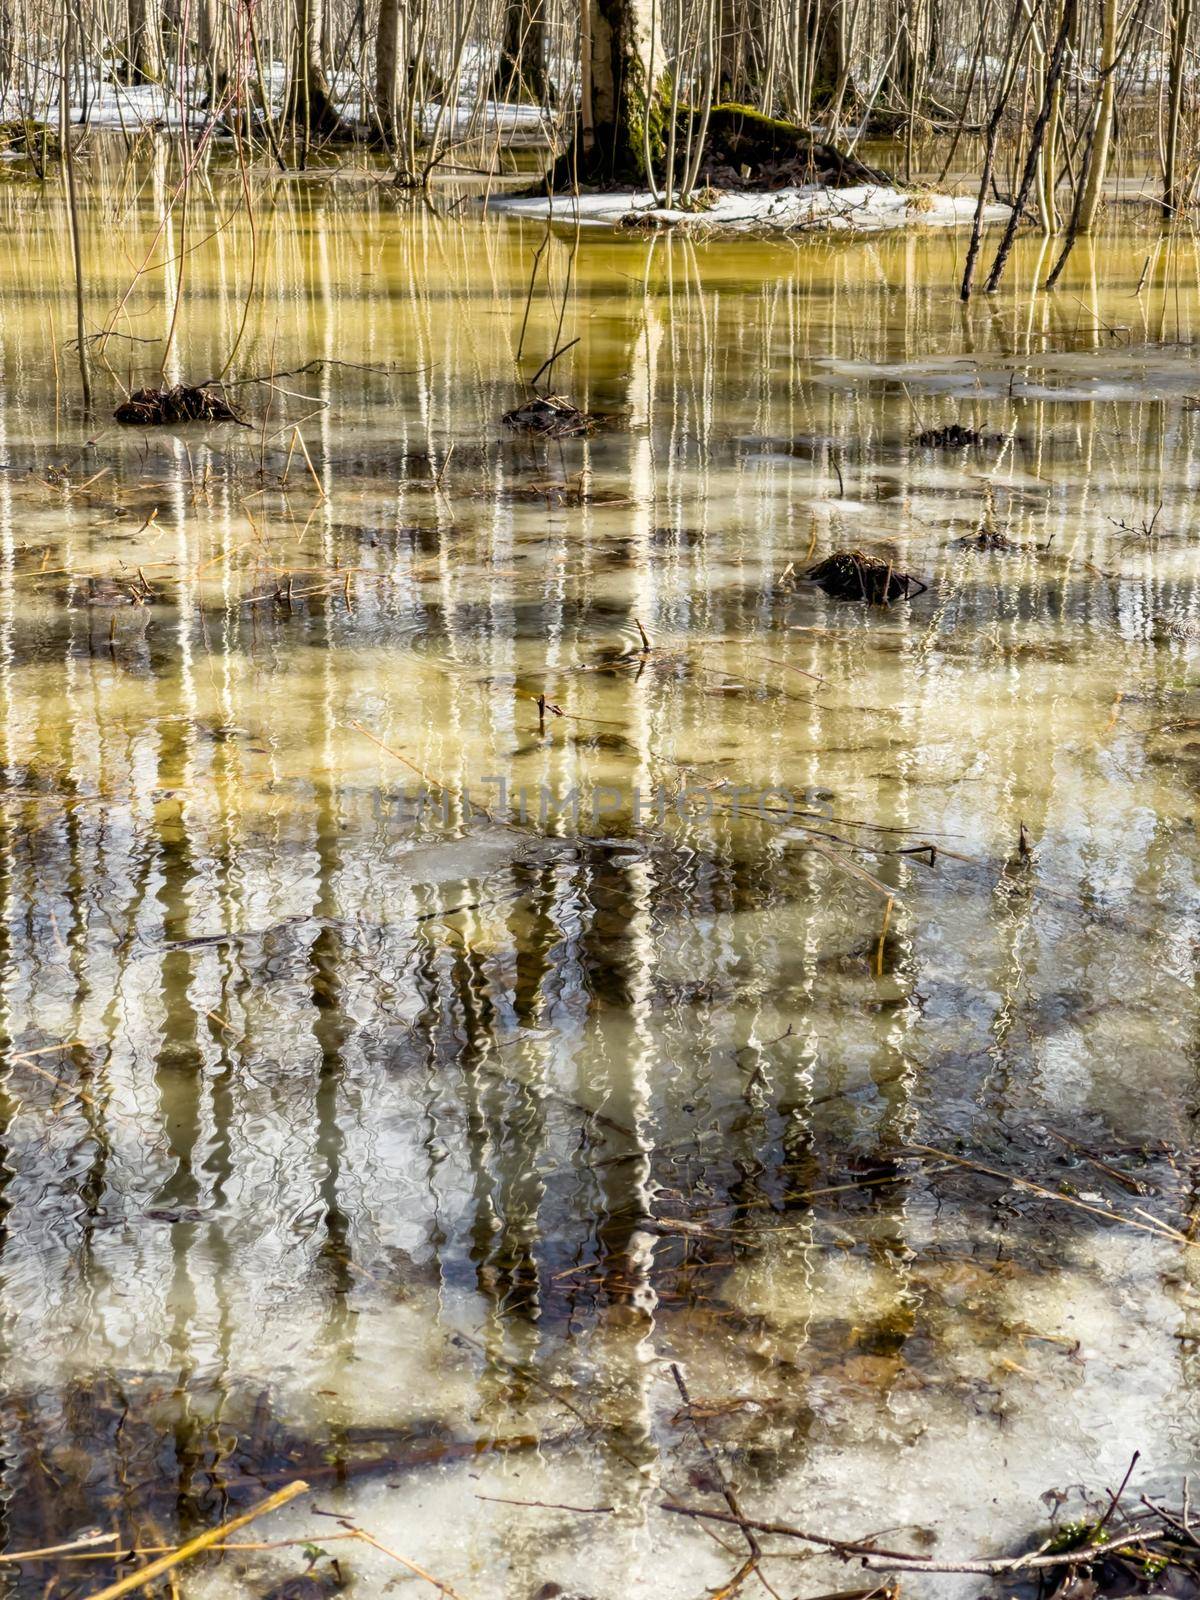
[0,167,1197,1597]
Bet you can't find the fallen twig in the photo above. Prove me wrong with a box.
[906,1142,1193,1245]
[211,359,423,388]
[659,1503,1161,1574]
[528,335,581,393]
[0,1531,118,1563]
[473,1494,615,1514]
[671,1364,761,1561]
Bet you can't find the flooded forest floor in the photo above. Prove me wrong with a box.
[0,156,1199,1599]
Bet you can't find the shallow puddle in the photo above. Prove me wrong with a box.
[0,157,1199,1597]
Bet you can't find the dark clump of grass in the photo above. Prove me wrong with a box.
[501,395,598,439]
[806,549,928,604]
[954,528,1019,550]
[915,422,986,448]
[114,384,245,427]
[0,118,58,155]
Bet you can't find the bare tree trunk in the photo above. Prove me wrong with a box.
[983,0,1078,292]
[812,0,844,100]
[1163,0,1192,219]
[375,0,404,134]
[0,0,14,95]
[494,0,547,101]
[961,0,1036,299]
[890,0,918,106]
[126,0,163,84]
[553,0,663,184]
[1076,0,1117,232]
[60,0,91,411]
[1036,49,1063,234]
[286,0,345,138]
[198,0,227,106]
[719,0,765,102]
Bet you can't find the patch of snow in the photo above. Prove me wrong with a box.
[0,64,553,140]
[815,347,1200,402]
[486,183,1009,235]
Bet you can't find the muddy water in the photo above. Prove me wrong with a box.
[1,158,1200,1597]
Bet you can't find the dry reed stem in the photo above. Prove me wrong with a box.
[348,718,455,796]
[350,1528,473,1600]
[0,1532,118,1563]
[908,1142,1194,1245]
[82,1481,309,1600]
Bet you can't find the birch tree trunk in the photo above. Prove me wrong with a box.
[552,0,663,183]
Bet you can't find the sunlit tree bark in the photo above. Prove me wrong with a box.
[286,0,344,135]
[197,0,227,104]
[555,0,663,184]
[126,0,163,83]
[1076,0,1117,232]
[375,0,404,134]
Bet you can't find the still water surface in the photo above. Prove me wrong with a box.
[0,160,1199,1597]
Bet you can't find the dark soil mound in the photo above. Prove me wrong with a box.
[807,549,927,603]
[540,101,889,195]
[0,118,57,155]
[692,104,890,190]
[114,384,244,426]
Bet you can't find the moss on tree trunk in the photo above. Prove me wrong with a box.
[550,0,664,186]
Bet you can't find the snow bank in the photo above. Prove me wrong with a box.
[0,64,551,139]
[487,183,1009,235]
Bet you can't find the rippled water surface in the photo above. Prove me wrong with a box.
[1,159,1200,1598]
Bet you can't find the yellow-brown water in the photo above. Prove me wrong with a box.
[1,156,1200,1597]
